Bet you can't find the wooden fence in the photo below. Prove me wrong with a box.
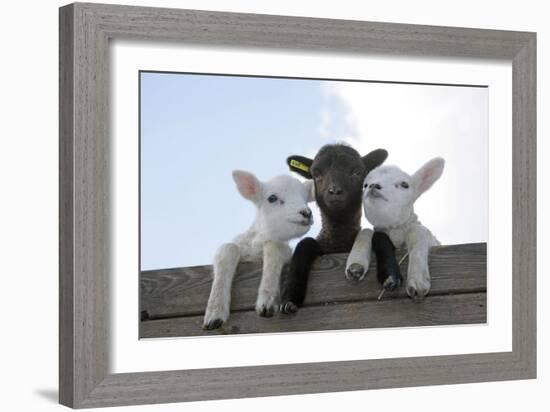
[140,242,486,338]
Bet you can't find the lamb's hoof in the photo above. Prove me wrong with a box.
[346,263,367,281]
[406,273,431,301]
[280,301,298,315]
[203,318,224,330]
[256,293,278,317]
[406,283,430,301]
[256,305,276,318]
[407,288,425,302]
[383,274,402,291]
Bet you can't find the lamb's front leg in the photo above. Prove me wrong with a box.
[279,237,322,314]
[345,229,373,281]
[256,241,290,317]
[405,225,436,299]
[203,243,240,330]
[373,231,402,291]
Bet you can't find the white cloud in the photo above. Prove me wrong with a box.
[320,81,488,245]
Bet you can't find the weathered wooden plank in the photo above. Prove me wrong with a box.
[141,292,486,338]
[141,243,486,319]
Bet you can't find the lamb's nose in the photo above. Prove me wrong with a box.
[370,183,382,190]
[299,208,312,219]
[328,185,343,195]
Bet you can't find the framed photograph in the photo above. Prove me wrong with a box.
[59,2,536,408]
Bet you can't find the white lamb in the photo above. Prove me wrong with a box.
[203,170,314,329]
[345,157,445,298]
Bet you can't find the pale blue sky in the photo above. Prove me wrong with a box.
[140,72,488,270]
[140,72,332,269]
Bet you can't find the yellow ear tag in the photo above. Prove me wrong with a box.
[290,159,310,173]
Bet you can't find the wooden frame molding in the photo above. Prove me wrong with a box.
[59,2,536,408]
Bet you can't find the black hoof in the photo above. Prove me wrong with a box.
[280,301,298,315]
[258,306,275,318]
[407,288,426,302]
[203,318,224,330]
[383,273,403,291]
[346,263,366,281]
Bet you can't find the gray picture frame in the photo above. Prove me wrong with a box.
[59,2,536,408]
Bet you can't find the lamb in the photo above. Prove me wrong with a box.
[280,144,394,313]
[346,157,445,298]
[203,170,315,330]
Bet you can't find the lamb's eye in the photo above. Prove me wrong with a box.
[363,182,369,189]
[267,194,278,203]
[400,182,409,189]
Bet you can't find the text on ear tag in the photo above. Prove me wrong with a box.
[290,159,310,173]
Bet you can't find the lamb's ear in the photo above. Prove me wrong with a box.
[362,149,388,174]
[412,157,445,198]
[287,155,313,179]
[232,170,262,203]
[303,180,316,202]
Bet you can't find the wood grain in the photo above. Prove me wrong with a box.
[141,293,487,338]
[141,243,487,320]
[84,2,533,59]
[59,3,536,408]
[59,5,74,406]
[512,34,537,376]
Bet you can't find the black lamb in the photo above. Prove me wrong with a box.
[281,143,399,313]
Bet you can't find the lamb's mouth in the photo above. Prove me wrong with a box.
[324,198,346,209]
[289,219,313,227]
[366,189,388,201]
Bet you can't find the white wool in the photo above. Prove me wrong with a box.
[204,171,314,327]
[346,158,445,298]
